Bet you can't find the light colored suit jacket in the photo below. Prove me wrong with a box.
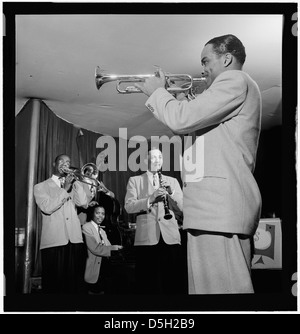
[124,172,183,246]
[34,178,89,249]
[82,222,112,284]
[146,70,262,236]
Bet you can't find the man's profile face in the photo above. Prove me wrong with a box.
[200,43,225,88]
[148,149,163,172]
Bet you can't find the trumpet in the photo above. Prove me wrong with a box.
[95,66,206,97]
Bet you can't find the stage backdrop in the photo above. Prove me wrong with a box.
[14,98,285,294]
[15,98,181,293]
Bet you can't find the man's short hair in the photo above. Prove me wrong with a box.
[147,146,162,154]
[54,154,68,164]
[205,34,246,65]
[146,146,163,159]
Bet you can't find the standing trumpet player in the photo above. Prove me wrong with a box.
[135,34,262,294]
[33,154,89,294]
[124,148,185,294]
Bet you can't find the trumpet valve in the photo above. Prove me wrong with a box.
[117,85,141,94]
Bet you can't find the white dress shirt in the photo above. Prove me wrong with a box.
[147,170,159,189]
[91,220,110,246]
[51,174,62,188]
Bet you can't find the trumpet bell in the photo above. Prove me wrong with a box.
[95,66,154,91]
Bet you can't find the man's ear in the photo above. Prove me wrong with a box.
[223,53,233,67]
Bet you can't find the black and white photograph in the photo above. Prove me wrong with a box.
[2,1,298,316]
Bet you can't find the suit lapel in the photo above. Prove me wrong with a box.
[87,222,101,243]
[48,178,59,188]
[46,178,63,196]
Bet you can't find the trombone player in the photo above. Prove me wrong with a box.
[33,154,89,294]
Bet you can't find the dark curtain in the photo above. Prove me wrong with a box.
[76,127,100,167]
[16,98,182,281]
[253,126,282,218]
[15,100,100,278]
[33,101,85,276]
[32,102,118,277]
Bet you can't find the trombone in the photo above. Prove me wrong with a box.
[95,66,206,97]
[62,164,111,194]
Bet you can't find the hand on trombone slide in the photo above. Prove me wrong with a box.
[97,180,115,198]
[88,200,99,207]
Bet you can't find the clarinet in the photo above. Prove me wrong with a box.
[157,170,173,220]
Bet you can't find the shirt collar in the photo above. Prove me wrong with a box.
[91,220,99,230]
[146,170,158,179]
[91,220,105,230]
[52,174,61,187]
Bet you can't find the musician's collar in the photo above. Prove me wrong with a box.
[147,170,158,177]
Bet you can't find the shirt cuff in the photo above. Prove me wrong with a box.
[145,88,171,114]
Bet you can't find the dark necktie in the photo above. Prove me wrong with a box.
[59,177,65,188]
[153,174,157,187]
[98,225,105,245]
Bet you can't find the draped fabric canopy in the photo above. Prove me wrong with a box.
[15,13,283,136]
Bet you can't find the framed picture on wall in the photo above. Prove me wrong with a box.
[252,218,282,269]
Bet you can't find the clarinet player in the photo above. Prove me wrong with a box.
[124,147,185,294]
